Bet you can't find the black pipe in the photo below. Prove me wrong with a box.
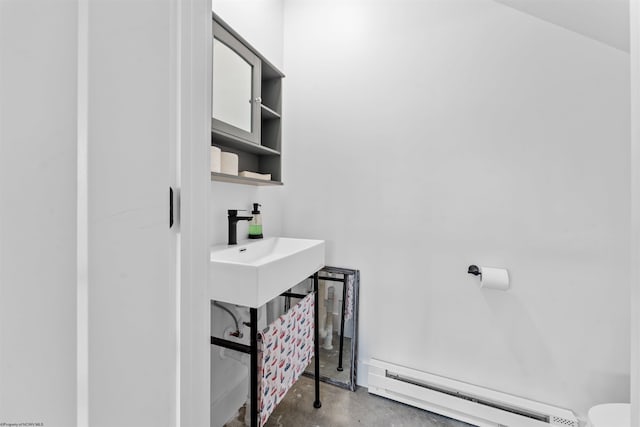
[317,276,344,283]
[250,308,258,427]
[280,292,307,299]
[337,275,348,372]
[313,272,322,409]
[210,336,251,354]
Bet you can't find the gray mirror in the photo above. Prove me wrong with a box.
[303,267,359,391]
[212,38,253,132]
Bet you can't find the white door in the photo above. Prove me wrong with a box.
[1,1,211,426]
[86,1,179,426]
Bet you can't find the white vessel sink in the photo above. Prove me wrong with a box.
[209,237,325,307]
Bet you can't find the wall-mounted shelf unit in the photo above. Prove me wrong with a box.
[210,172,283,186]
[211,12,284,186]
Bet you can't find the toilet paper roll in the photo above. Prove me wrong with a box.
[479,266,509,290]
[220,152,239,176]
[210,146,221,173]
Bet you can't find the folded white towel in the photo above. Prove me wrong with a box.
[239,171,271,181]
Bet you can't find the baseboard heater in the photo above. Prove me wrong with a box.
[367,359,578,427]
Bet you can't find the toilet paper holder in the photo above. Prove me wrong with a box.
[467,265,481,276]
[467,264,510,290]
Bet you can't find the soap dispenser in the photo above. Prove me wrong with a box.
[248,203,263,239]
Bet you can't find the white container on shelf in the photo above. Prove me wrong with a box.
[210,146,221,173]
[220,152,239,175]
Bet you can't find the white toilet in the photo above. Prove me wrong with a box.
[587,403,630,427]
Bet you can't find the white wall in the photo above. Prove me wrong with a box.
[0,1,78,426]
[495,0,630,52]
[211,0,284,69]
[209,2,285,425]
[209,0,286,246]
[209,184,284,245]
[282,0,630,419]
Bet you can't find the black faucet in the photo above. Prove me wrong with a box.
[228,210,253,245]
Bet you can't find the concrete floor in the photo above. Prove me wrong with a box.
[225,376,475,427]
[304,334,352,386]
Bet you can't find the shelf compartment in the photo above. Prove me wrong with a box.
[261,104,281,120]
[212,127,280,156]
[212,143,282,182]
[211,172,283,186]
[261,78,282,114]
[261,58,285,81]
[260,119,282,152]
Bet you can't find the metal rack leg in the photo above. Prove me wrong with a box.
[313,272,322,409]
[285,288,291,312]
[250,308,258,427]
[337,275,347,372]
